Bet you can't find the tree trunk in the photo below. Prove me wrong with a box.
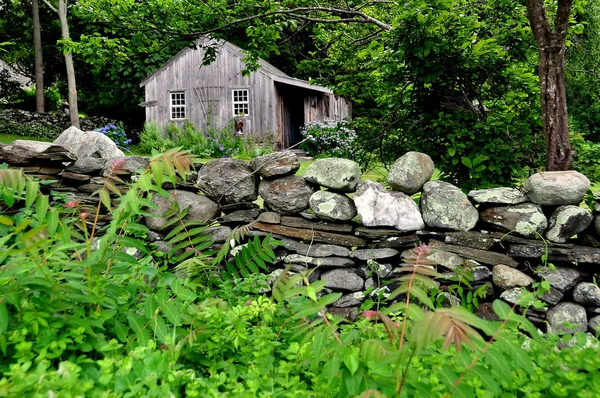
[32,0,45,113]
[526,0,573,171]
[57,0,79,128]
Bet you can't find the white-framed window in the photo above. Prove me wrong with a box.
[170,91,186,120]
[232,89,249,116]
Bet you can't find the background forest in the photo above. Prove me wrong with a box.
[1,0,600,186]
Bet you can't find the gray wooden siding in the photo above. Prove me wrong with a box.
[142,44,278,141]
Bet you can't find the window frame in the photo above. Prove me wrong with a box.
[169,90,187,120]
[232,89,249,117]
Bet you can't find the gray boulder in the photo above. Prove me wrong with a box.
[101,156,150,177]
[387,151,435,194]
[250,151,299,178]
[145,190,219,231]
[537,266,585,291]
[334,292,366,308]
[421,181,478,231]
[545,205,592,243]
[492,264,533,289]
[540,287,564,305]
[65,157,107,174]
[525,171,590,205]
[321,269,364,291]
[479,203,547,239]
[547,302,588,334]
[54,126,124,159]
[259,176,313,215]
[468,188,528,204]
[303,158,361,192]
[354,181,424,231]
[197,158,257,204]
[0,140,76,165]
[573,282,600,307]
[309,191,357,221]
[500,287,525,305]
[423,250,465,270]
[472,266,492,282]
[589,316,600,334]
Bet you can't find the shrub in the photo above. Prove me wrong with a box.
[0,118,62,139]
[94,123,132,151]
[572,132,600,183]
[300,120,358,158]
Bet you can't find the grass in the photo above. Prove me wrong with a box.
[0,133,52,144]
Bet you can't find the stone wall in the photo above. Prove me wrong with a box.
[0,109,126,140]
[2,133,600,335]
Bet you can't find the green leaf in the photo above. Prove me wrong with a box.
[461,157,473,169]
[161,301,182,326]
[0,303,8,335]
[114,320,129,343]
[343,347,360,375]
[127,310,150,347]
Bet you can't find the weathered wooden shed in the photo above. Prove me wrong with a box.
[140,39,351,149]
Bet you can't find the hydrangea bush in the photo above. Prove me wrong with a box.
[95,123,132,151]
[300,120,358,159]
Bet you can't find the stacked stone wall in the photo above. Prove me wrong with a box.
[2,133,600,335]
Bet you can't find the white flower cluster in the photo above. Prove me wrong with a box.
[300,121,358,158]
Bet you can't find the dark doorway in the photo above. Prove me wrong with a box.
[277,83,306,149]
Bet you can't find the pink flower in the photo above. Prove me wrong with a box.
[65,200,79,208]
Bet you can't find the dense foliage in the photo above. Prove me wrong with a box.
[1,155,600,396]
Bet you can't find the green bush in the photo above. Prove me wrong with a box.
[300,120,358,158]
[572,133,600,183]
[0,119,62,139]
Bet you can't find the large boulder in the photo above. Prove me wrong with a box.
[197,158,257,204]
[250,151,299,178]
[303,158,361,192]
[546,302,588,334]
[525,171,590,205]
[468,188,528,205]
[387,151,435,194]
[53,126,124,159]
[421,181,478,231]
[354,180,424,231]
[545,205,593,243]
[259,176,313,215]
[479,203,547,239]
[0,140,76,166]
[309,191,357,221]
[145,190,219,231]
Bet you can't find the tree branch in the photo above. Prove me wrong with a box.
[41,0,58,14]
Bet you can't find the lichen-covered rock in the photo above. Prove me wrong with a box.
[54,126,124,159]
[309,191,357,221]
[0,140,77,165]
[547,302,587,334]
[545,205,593,243]
[492,264,533,289]
[259,176,313,215]
[354,181,424,231]
[573,282,600,307]
[250,151,299,178]
[540,287,564,305]
[423,250,465,270]
[256,211,281,224]
[283,254,354,267]
[500,287,525,305]
[321,269,365,291]
[525,171,590,205]
[421,181,478,231]
[303,158,361,192]
[197,158,257,204]
[468,188,528,204]
[334,292,366,308]
[537,266,585,291]
[387,151,435,194]
[479,203,547,239]
[145,190,219,231]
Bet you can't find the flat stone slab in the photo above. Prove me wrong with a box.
[0,140,76,165]
[283,241,351,257]
[354,227,408,239]
[252,222,367,247]
[375,234,421,249]
[349,248,399,261]
[468,188,528,204]
[444,231,497,250]
[507,244,600,264]
[283,254,354,267]
[280,216,354,233]
[479,203,547,238]
[429,240,519,267]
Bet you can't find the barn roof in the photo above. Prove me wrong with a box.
[139,38,333,94]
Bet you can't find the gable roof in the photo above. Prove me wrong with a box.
[139,38,333,94]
